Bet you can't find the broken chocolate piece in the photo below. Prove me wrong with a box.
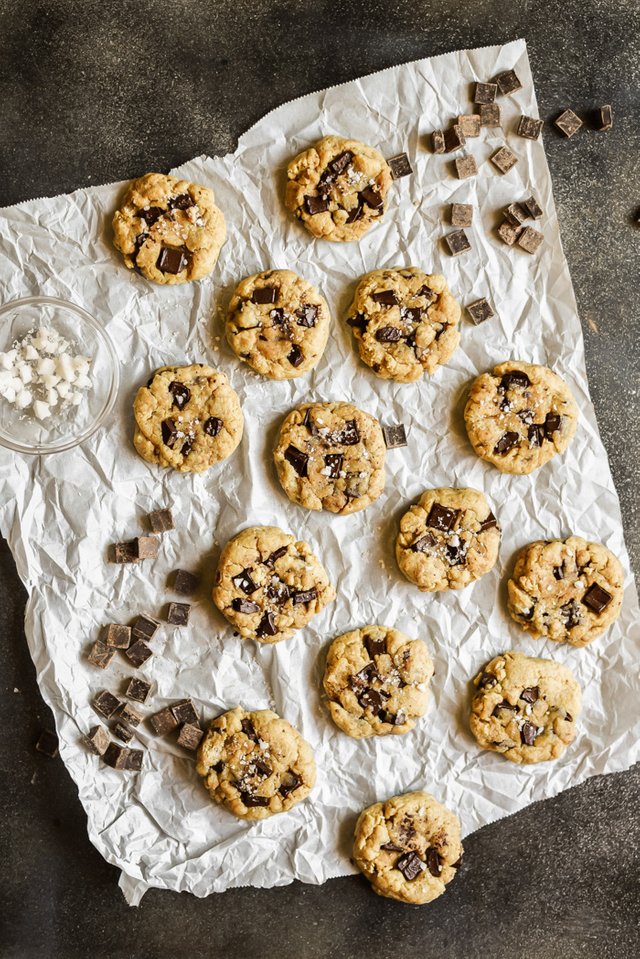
[88,640,116,669]
[167,602,191,626]
[232,598,260,614]
[124,749,143,771]
[582,583,612,614]
[150,707,179,736]
[239,791,270,808]
[334,419,360,446]
[233,569,258,594]
[172,699,199,725]
[292,588,317,605]
[474,81,497,104]
[562,600,582,628]
[279,772,302,798]
[172,568,200,594]
[364,634,386,658]
[388,152,413,179]
[147,507,174,533]
[360,186,383,209]
[443,124,466,153]
[35,730,59,758]
[347,313,368,333]
[491,146,518,174]
[425,847,442,877]
[381,841,404,852]
[504,202,527,227]
[412,532,436,552]
[479,671,497,688]
[426,502,459,532]
[467,298,495,325]
[156,247,189,274]
[451,202,473,227]
[518,226,544,254]
[382,424,408,449]
[457,114,481,137]
[522,195,543,219]
[517,115,544,140]
[528,423,545,447]
[169,192,194,210]
[256,611,278,638]
[284,444,308,477]
[346,202,364,223]
[455,154,478,179]
[126,677,152,703]
[252,287,278,306]
[112,540,139,564]
[480,103,501,127]
[266,581,290,605]
[103,743,128,769]
[479,512,498,532]
[445,229,471,256]
[375,326,403,342]
[396,851,425,881]
[103,624,132,649]
[240,718,260,743]
[358,687,387,712]
[555,109,583,138]
[161,418,178,447]
[494,431,520,454]
[498,221,523,246]
[520,686,539,704]
[85,725,110,756]
[432,129,446,153]
[138,206,164,226]
[265,546,288,567]
[112,720,134,744]
[304,195,329,215]
[371,289,399,306]
[202,416,222,438]
[132,614,160,641]
[288,344,304,367]
[544,412,561,436]
[180,436,193,457]
[252,758,272,778]
[93,690,121,720]
[134,535,159,560]
[125,640,153,667]
[169,381,191,411]
[296,304,317,327]
[493,69,522,96]
[445,544,465,566]
[597,104,613,131]
[520,721,538,746]
[553,565,564,580]
[324,453,343,477]
[492,699,517,716]
[177,723,204,751]
[501,370,530,390]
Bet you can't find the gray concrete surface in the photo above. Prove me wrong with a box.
[0,1,638,957]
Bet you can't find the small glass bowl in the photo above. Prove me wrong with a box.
[0,296,119,455]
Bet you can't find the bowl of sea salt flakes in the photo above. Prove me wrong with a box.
[0,296,119,454]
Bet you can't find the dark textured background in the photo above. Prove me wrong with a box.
[1,2,639,957]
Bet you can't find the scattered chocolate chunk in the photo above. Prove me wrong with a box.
[324,453,344,477]
[239,791,270,808]
[555,109,583,138]
[521,721,538,746]
[257,611,278,637]
[349,663,380,692]
[112,720,134,744]
[501,370,530,390]
[240,718,260,743]
[492,699,517,716]
[498,221,523,245]
[161,417,178,447]
[382,424,408,449]
[125,640,153,667]
[266,581,290,605]
[371,289,399,306]
[181,436,193,457]
[335,419,360,446]
[467,298,494,325]
[358,687,387,712]
[296,304,317,327]
[388,152,413,179]
[103,743,128,769]
[232,597,260,615]
[157,247,189,275]
[138,205,164,226]
[172,699,199,725]
[479,512,498,532]
[119,704,142,728]
[553,565,564,580]
[381,841,404,852]
[169,382,191,412]
[284,444,308,477]
[169,193,194,210]
[544,412,561,436]
[360,186,383,209]
[474,81,497,104]
[304,195,329,215]
[504,202,527,227]
[479,671,498,688]
[520,686,539,704]
[321,150,353,183]
[445,229,471,256]
[112,540,139,564]
[582,583,613,613]
[132,614,160,641]
[346,202,364,223]
[150,707,179,736]
[528,423,545,447]
[265,546,288,567]
[480,103,501,127]
[85,725,110,756]
[347,313,368,333]
[458,114,481,137]
[126,677,152,704]
[88,640,116,669]
[167,601,191,626]
[491,146,518,174]
[432,129,446,153]
[425,847,442,877]
[94,691,121,720]
[364,634,386,658]
[451,203,473,227]
[597,104,613,131]
[200,417,222,440]
[252,287,278,306]
[147,507,174,533]
[396,851,425,881]
[517,115,544,140]
[233,569,258,594]
[35,730,59,758]
[278,772,301,798]
[445,544,465,566]
[172,568,200,594]
[134,535,159,560]
[443,124,466,153]
[412,532,436,552]
[288,344,304,367]
[562,600,582,628]
[177,723,204,751]
[252,758,273,779]
[493,69,522,96]
[494,431,520,454]
[427,503,459,532]
[518,226,544,254]
[375,326,403,342]
[103,624,132,649]
[292,588,318,605]
[455,154,478,179]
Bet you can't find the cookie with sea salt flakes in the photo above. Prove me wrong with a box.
[395,488,501,592]
[112,172,226,284]
[196,706,316,820]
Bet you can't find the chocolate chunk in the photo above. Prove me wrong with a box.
[480,103,501,127]
[360,186,383,209]
[103,624,132,649]
[88,640,116,669]
[266,581,290,605]
[324,150,354,180]
[358,687,387,712]
[522,195,543,219]
[279,772,301,798]
[177,723,204,751]
[445,544,465,566]
[284,444,308,477]
[172,699,199,725]
[445,229,471,256]
[425,847,442,877]
[492,699,517,716]
[304,195,329,215]
[256,611,278,637]
[172,568,200,594]
[292,588,317,605]
[451,202,473,227]
[371,290,399,306]
[296,304,317,327]
[112,720,134,744]
[455,154,478,179]
[167,601,191,626]
[381,841,404,852]
[562,600,582,628]
[132,614,160,641]
[161,418,178,447]
[94,691,121,720]
[375,326,403,342]
[479,512,498,532]
[202,416,221,438]
[364,634,387,658]
[501,370,531,390]
[520,686,539,704]
[346,202,364,223]
[412,532,436,552]
[35,730,59,758]
[528,424,545,447]
[112,540,139,564]
[124,749,144,771]
[265,546,288,567]
[582,583,613,614]
[491,146,518,174]
[138,206,164,226]
[232,597,260,614]
[147,507,174,533]
[349,663,380,691]
[388,152,413,179]
[553,565,564,580]
[252,286,278,304]
[432,129,446,153]
[494,431,520,454]
[544,412,561,436]
[169,193,194,210]
[474,81,497,104]
[396,851,425,881]
[382,424,408,449]
[126,677,152,704]
[156,247,189,274]
[467,298,494,325]
[443,124,466,153]
[169,381,190,411]
[288,344,304,367]
[324,453,343,477]
[555,109,583,138]
[517,115,544,140]
[426,503,459,532]
[125,640,153,667]
[180,436,193,457]
[504,202,527,227]
[240,718,260,743]
[335,419,360,446]
[240,791,270,808]
[498,221,523,246]
[598,104,613,131]
[493,69,522,96]
[521,721,538,746]
[233,569,258,594]
[251,758,273,779]
[120,704,143,728]
[347,312,368,333]
[457,114,481,137]
[518,226,544,254]
[150,707,179,736]
[380,709,406,726]
[103,743,128,769]
[521,606,535,621]
[134,535,159,560]
[85,725,110,756]
[479,671,498,688]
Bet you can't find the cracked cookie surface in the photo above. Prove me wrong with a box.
[213,525,335,643]
[323,625,433,738]
[112,172,226,284]
[133,364,243,473]
[226,269,331,379]
[196,706,316,820]
[353,791,463,905]
[464,361,578,474]
[507,536,624,647]
[285,135,392,242]
[346,268,461,382]
[469,651,582,764]
[396,488,501,591]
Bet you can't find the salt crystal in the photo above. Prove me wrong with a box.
[56,381,70,398]
[15,389,32,409]
[33,400,50,420]
[0,349,17,370]
[55,355,76,382]
[23,345,38,361]
[47,388,59,406]
[17,363,33,384]
[36,357,55,376]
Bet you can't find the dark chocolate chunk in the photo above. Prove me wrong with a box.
[150,707,179,736]
[517,115,544,140]
[288,344,304,367]
[521,721,538,746]
[265,546,288,567]
[138,206,164,226]
[401,306,422,325]
[284,444,308,477]
[167,601,191,626]
[432,129,446,153]
[528,423,545,447]
[292,588,317,605]
[172,568,200,594]
[358,687,388,713]
[161,418,178,447]
[269,307,287,328]
[304,195,329,215]
[232,597,260,614]
[296,304,317,327]
[85,725,110,756]
[35,730,59,758]
[156,246,189,274]
[266,581,290,605]
[88,640,116,669]
[252,286,278,304]
[279,772,302,798]
[112,540,139,565]
[124,749,144,771]
[425,847,442,877]
[172,699,199,725]
[555,109,583,138]
[125,640,153,667]
[544,412,561,437]
[382,424,407,449]
[562,600,582,628]
[467,298,495,325]
[103,624,132,649]
[120,704,143,728]
[335,419,360,446]
[412,532,436,552]
[395,851,425,881]
[103,743,128,769]
[347,313,368,333]
[180,436,193,457]
[203,416,222,438]
[132,614,160,641]
[177,723,204,751]
[598,104,613,131]
[426,503,459,532]
[256,611,278,638]
[494,431,520,454]
[239,791,270,808]
[252,758,272,779]
[445,229,471,256]
[522,195,543,219]
[520,686,539,704]
[521,606,535,621]
[443,124,466,153]
[327,150,353,177]
[147,507,174,533]
[493,69,522,96]
[371,290,399,306]
[375,326,403,343]
[582,583,613,614]
[445,544,465,566]
[324,453,343,478]
[169,380,190,410]
[518,226,544,254]
[233,569,258,594]
[501,370,531,390]
[169,193,194,210]
[479,671,498,688]
[93,691,121,720]
[553,565,564,580]
[474,81,497,104]
[498,221,523,246]
[240,718,260,742]
[490,146,518,174]
[479,512,498,532]
[388,152,413,179]
[134,535,159,560]
[364,634,387,658]
[349,663,380,691]
[380,709,406,726]
[360,186,383,210]
[112,720,134,744]
[126,677,152,704]
[346,202,364,223]
[381,841,404,852]
[492,699,517,716]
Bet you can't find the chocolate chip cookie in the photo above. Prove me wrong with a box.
[346,269,461,382]
[396,488,501,591]
[196,706,316,820]
[507,536,624,647]
[133,364,243,473]
[273,402,386,514]
[112,172,226,284]
[323,626,434,738]
[285,135,392,242]
[226,269,331,379]
[464,361,578,474]
[353,791,463,905]
[213,525,335,643]
[469,651,582,764]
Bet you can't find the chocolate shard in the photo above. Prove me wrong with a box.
[167,601,191,626]
[426,502,459,532]
[357,687,388,712]
[266,581,290,605]
[335,419,360,446]
[517,115,544,140]
[375,326,403,342]
[172,699,199,725]
[553,565,565,580]
[138,206,164,226]
[172,568,200,594]
[445,229,471,256]
[528,423,545,448]
[279,771,302,798]
[451,202,473,227]
[347,313,368,333]
[147,507,174,533]
[479,671,498,688]
[161,418,178,448]
[150,707,179,736]
[493,69,522,96]
[555,109,583,138]
[93,691,121,720]
[256,611,278,638]
[360,186,383,209]
[126,677,152,704]
[467,298,494,325]
[288,344,304,367]
[132,614,160,641]
[491,146,519,174]
[520,686,540,704]
[232,597,260,615]
[493,431,520,454]
[202,416,222,438]
[443,124,466,153]
[445,544,465,566]
[120,704,143,728]
[252,286,278,305]
[304,195,329,215]
[103,624,132,649]
[296,304,317,327]
[364,634,387,658]
[233,569,258,594]
[501,370,531,390]
[177,723,204,751]
[544,412,561,437]
[169,381,191,411]
[35,730,59,758]
[492,699,517,716]
[265,545,288,567]
[412,532,436,552]
[349,663,380,691]
[582,583,613,613]
[324,452,343,477]
[395,850,425,881]
[292,588,317,605]
[425,847,442,877]
[382,424,408,449]
[156,247,189,275]
[88,640,116,669]
[169,193,194,210]
[85,725,110,756]
[521,721,538,746]
[381,841,404,852]
[474,81,497,104]
[346,202,364,223]
[181,436,193,457]
[240,791,270,808]
[479,511,499,532]
[388,152,413,179]
[522,195,543,219]
[252,758,273,779]
[371,289,399,306]
[518,226,544,254]
[125,640,153,667]
[284,444,308,477]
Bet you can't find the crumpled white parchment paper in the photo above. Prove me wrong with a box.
[0,39,638,906]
